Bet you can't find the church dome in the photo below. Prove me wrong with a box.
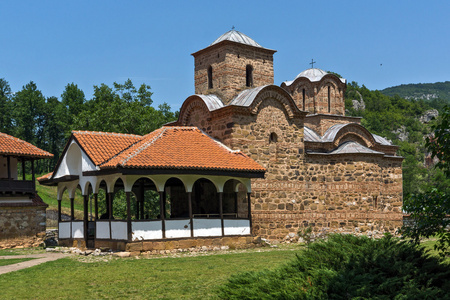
[210,29,263,48]
[295,68,328,82]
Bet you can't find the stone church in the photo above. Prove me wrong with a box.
[170,29,403,239]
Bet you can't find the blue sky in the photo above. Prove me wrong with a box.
[1,1,449,110]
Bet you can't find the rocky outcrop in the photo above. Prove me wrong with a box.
[419,109,439,123]
[393,125,409,142]
[351,91,365,111]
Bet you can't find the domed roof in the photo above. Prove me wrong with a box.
[210,29,263,48]
[283,68,346,86]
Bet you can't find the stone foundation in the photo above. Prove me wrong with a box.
[0,206,47,239]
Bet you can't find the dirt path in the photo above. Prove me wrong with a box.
[0,253,68,275]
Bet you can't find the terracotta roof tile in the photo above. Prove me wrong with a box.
[72,131,142,166]
[0,132,53,158]
[101,127,265,173]
[37,172,53,181]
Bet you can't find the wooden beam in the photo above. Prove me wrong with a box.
[126,192,132,242]
[247,193,252,233]
[160,191,165,238]
[70,198,74,220]
[22,159,26,181]
[83,195,88,244]
[57,199,62,222]
[6,156,10,179]
[94,194,98,220]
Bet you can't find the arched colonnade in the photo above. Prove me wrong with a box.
[56,174,253,243]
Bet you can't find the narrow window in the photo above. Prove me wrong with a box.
[269,132,278,143]
[328,86,331,113]
[246,65,253,87]
[208,66,213,89]
[302,88,306,110]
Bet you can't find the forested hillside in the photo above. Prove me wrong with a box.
[345,82,450,198]
[381,81,450,109]
[0,78,177,174]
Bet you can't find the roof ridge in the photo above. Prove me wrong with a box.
[119,127,168,166]
[72,130,142,138]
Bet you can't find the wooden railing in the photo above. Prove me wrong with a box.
[0,179,35,194]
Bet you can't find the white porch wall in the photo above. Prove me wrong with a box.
[96,221,110,239]
[165,219,191,238]
[224,219,250,235]
[72,221,84,238]
[193,219,222,237]
[132,221,163,240]
[59,222,71,239]
[54,141,96,179]
[111,221,127,240]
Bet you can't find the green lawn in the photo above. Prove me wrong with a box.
[0,248,298,299]
[0,258,36,267]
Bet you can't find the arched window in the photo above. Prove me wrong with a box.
[302,88,306,110]
[269,132,278,143]
[246,65,253,87]
[328,86,331,113]
[208,66,213,89]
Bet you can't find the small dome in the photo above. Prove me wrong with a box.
[210,29,263,48]
[283,68,346,86]
[295,68,328,82]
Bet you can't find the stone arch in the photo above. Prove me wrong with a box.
[249,86,299,119]
[333,124,377,148]
[164,177,188,219]
[179,96,212,128]
[192,178,219,217]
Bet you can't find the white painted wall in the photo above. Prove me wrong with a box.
[54,141,96,179]
[72,221,84,238]
[96,221,110,239]
[111,221,127,240]
[59,222,71,239]
[165,219,191,238]
[132,221,163,240]
[193,219,222,237]
[224,219,250,235]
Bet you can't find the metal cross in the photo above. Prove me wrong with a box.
[310,59,316,69]
[232,25,235,30]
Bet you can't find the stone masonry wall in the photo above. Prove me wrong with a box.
[194,43,274,104]
[0,206,46,239]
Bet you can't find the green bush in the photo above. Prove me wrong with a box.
[218,234,450,299]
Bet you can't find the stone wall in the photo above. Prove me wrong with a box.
[194,43,275,104]
[0,206,47,239]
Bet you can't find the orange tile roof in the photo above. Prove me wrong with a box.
[101,127,265,173]
[37,172,53,181]
[72,131,142,166]
[0,132,53,158]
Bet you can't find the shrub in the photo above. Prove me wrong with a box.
[218,234,450,299]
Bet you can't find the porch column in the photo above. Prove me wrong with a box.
[159,191,165,238]
[94,194,98,220]
[70,198,75,220]
[6,156,10,179]
[22,159,26,181]
[31,160,35,189]
[83,195,88,243]
[247,193,252,233]
[57,199,62,222]
[219,192,224,236]
[108,193,113,219]
[188,192,193,237]
[126,192,132,241]
[139,180,145,219]
[234,192,238,218]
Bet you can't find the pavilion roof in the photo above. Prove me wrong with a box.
[0,132,53,159]
[100,127,265,173]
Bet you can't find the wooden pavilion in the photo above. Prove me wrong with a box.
[38,126,265,250]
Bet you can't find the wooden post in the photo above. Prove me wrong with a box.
[247,193,252,233]
[126,192,132,241]
[70,198,75,220]
[234,192,238,218]
[31,160,35,190]
[84,195,88,244]
[188,192,193,237]
[22,159,26,181]
[159,191,165,238]
[6,156,10,179]
[94,194,98,220]
[57,199,62,222]
[219,192,224,236]
[139,180,145,219]
[108,193,113,219]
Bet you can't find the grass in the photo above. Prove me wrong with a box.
[0,258,36,267]
[0,248,46,256]
[0,247,298,299]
